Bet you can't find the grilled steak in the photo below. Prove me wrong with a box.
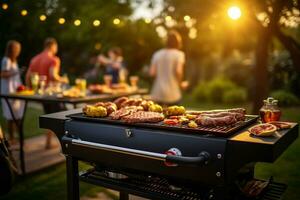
[114,97,129,109]
[110,106,143,120]
[201,112,245,121]
[187,108,246,115]
[122,111,165,123]
[195,115,237,126]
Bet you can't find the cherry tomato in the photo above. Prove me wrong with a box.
[164,119,179,125]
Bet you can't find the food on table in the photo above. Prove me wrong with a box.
[188,121,198,128]
[165,106,186,116]
[15,85,34,95]
[17,85,26,92]
[148,104,163,113]
[248,123,277,137]
[62,87,85,98]
[83,105,107,117]
[268,121,292,130]
[44,83,63,95]
[163,119,179,126]
[122,111,165,123]
[88,84,103,94]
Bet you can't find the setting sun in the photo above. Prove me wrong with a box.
[227,6,241,20]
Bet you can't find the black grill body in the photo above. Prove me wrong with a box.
[39,109,299,200]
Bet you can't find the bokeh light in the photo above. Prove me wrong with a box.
[144,18,152,24]
[74,19,81,26]
[21,10,28,16]
[93,20,101,27]
[165,15,172,21]
[184,15,191,22]
[227,6,242,20]
[2,3,8,10]
[39,14,47,21]
[113,18,121,25]
[58,18,66,24]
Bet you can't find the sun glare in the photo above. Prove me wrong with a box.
[227,6,241,20]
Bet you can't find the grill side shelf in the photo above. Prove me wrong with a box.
[67,113,258,137]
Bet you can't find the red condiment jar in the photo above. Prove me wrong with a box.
[259,97,281,123]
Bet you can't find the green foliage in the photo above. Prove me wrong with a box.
[222,88,247,104]
[192,82,209,101]
[192,76,248,104]
[205,77,236,102]
[270,90,300,106]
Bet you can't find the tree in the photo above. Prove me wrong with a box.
[160,0,300,113]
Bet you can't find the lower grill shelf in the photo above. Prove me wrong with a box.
[79,169,287,200]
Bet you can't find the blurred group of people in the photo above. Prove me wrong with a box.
[0,30,187,148]
[1,38,67,148]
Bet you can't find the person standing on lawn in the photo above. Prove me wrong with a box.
[26,37,68,149]
[0,40,25,143]
[149,30,187,106]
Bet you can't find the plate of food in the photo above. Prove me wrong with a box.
[248,123,278,137]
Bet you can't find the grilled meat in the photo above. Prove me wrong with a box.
[109,106,143,120]
[187,108,246,115]
[195,115,237,126]
[201,112,245,121]
[122,111,165,123]
[114,97,129,109]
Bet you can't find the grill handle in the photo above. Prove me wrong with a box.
[166,151,210,166]
[70,139,210,166]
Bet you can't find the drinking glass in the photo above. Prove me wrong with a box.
[104,75,113,87]
[38,75,47,95]
[30,73,39,93]
[129,76,139,88]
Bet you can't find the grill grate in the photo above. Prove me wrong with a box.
[79,168,286,200]
[69,113,258,137]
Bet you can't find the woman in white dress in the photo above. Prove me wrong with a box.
[149,30,187,105]
[1,40,24,143]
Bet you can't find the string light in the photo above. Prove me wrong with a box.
[21,9,28,16]
[113,18,120,25]
[144,18,151,24]
[58,18,65,24]
[184,15,191,22]
[93,19,101,27]
[2,3,8,10]
[74,19,81,26]
[39,14,47,21]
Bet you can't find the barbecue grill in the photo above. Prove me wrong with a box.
[39,109,298,200]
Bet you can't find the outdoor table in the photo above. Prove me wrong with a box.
[0,88,148,175]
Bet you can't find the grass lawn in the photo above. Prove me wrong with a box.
[0,99,299,200]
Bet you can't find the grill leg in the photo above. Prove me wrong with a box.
[66,156,79,200]
[119,191,129,200]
